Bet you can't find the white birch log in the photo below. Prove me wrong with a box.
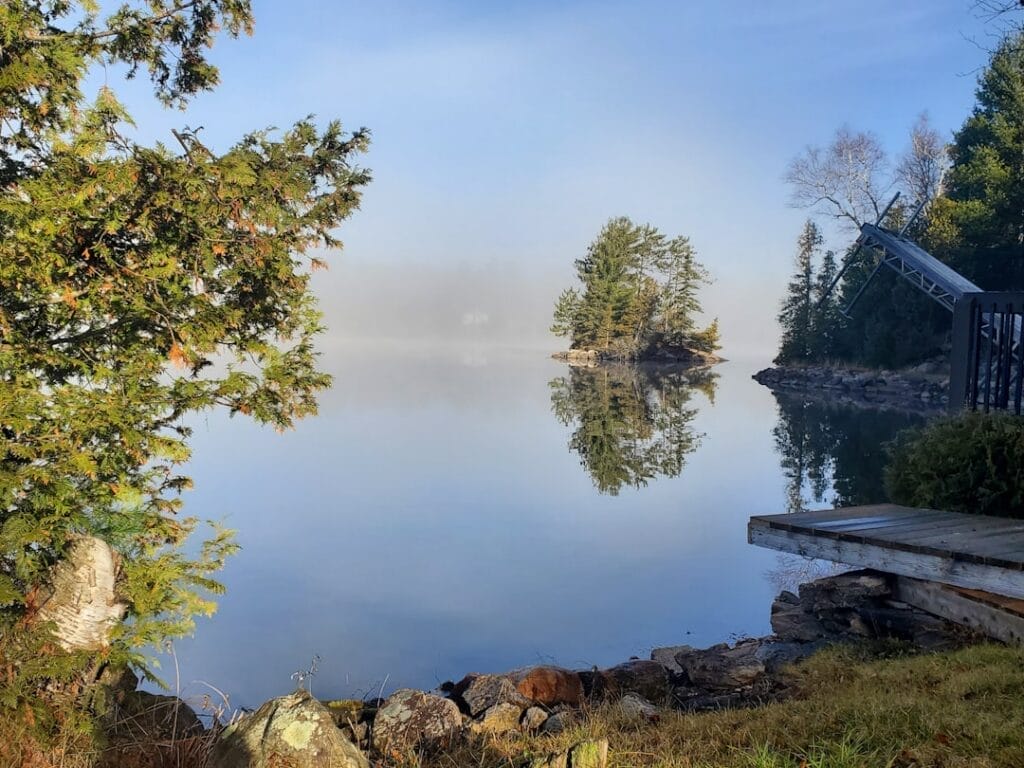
[36,535,127,651]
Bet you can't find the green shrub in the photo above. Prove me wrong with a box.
[885,411,1024,517]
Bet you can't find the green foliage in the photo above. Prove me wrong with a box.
[0,0,370,735]
[550,288,581,337]
[550,365,714,494]
[552,217,718,359]
[776,221,820,364]
[885,412,1024,518]
[832,264,948,368]
[808,249,839,361]
[688,318,720,354]
[775,221,856,365]
[939,31,1024,289]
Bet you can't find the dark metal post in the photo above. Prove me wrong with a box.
[815,192,901,309]
[950,295,975,413]
[841,257,884,318]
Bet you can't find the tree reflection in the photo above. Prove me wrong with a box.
[770,393,926,513]
[550,364,716,494]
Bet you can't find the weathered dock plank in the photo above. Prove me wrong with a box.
[748,504,1024,599]
[893,577,1024,644]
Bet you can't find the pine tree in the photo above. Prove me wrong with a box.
[550,288,581,337]
[809,250,840,361]
[656,235,710,345]
[776,220,821,364]
[572,218,640,352]
[932,31,1024,288]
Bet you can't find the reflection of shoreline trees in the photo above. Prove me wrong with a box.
[771,393,925,513]
[550,365,717,494]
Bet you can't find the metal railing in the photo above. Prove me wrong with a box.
[950,292,1024,414]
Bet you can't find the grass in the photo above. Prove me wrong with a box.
[404,642,1024,768]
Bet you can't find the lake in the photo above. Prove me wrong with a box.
[166,343,924,710]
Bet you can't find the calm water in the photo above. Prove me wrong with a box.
[165,344,924,709]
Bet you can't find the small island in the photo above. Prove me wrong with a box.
[550,217,722,366]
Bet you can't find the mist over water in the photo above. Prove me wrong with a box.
[162,344,915,709]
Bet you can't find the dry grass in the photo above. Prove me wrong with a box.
[404,643,1024,768]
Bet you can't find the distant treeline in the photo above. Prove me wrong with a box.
[777,33,1024,369]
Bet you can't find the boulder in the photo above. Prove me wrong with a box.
[799,571,890,611]
[323,699,365,727]
[858,606,969,650]
[616,693,658,721]
[530,740,609,768]
[372,689,462,753]
[650,645,693,676]
[213,690,367,768]
[674,689,748,712]
[771,570,893,642]
[469,702,523,735]
[107,691,203,741]
[754,640,821,673]
[769,570,971,649]
[599,660,670,702]
[540,710,574,735]
[452,673,531,716]
[343,721,370,749]
[509,666,585,707]
[521,706,549,732]
[96,664,140,704]
[677,640,765,691]
[570,739,609,768]
[771,596,827,642]
[98,690,206,768]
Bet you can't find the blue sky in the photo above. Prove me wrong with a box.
[109,0,999,355]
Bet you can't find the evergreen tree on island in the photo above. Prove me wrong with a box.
[551,217,720,362]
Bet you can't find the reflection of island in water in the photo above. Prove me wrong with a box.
[550,364,717,495]
[771,392,926,514]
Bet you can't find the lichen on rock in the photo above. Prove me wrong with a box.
[213,690,367,768]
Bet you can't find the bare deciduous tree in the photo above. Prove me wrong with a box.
[896,113,949,206]
[975,0,1024,23]
[785,126,892,231]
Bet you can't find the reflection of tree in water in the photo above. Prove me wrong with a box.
[771,393,926,514]
[550,365,716,495]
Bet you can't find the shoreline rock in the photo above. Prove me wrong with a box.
[214,690,367,768]
[753,363,950,412]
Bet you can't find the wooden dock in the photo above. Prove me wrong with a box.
[748,504,1024,599]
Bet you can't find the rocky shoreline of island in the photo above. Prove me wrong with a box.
[99,569,979,767]
[552,345,725,368]
[753,363,950,412]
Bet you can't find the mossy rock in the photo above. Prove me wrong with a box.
[322,699,366,727]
